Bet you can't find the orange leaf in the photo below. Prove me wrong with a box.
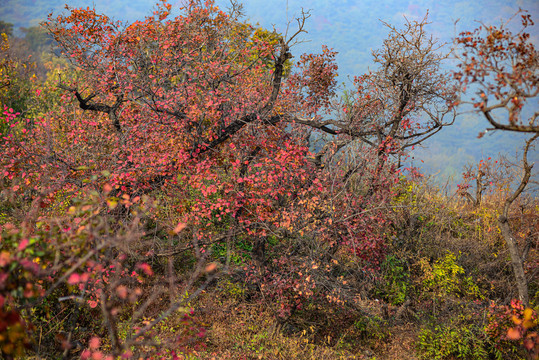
[173,222,187,234]
[205,263,217,272]
[103,183,112,194]
[507,327,521,340]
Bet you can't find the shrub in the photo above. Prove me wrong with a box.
[418,251,482,301]
[417,320,489,360]
[377,254,410,306]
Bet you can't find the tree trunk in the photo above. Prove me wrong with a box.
[497,134,537,307]
[252,237,266,269]
[499,218,529,306]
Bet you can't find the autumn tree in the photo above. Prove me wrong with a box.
[455,10,538,306]
[0,1,312,355]
[289,14,457,176]
[0,1,462,356]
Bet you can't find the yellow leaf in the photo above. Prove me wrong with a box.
[511,315,522,325]
[523,308,534,321]
[522,319,535,329]
[107,199,118,210]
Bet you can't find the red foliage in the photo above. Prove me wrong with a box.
[485,300,538,358]
[454,10,538,133]
[0,0,428,356]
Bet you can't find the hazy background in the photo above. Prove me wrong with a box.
[1,0,538,186]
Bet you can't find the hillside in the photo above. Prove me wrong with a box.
[0,2,538,359]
